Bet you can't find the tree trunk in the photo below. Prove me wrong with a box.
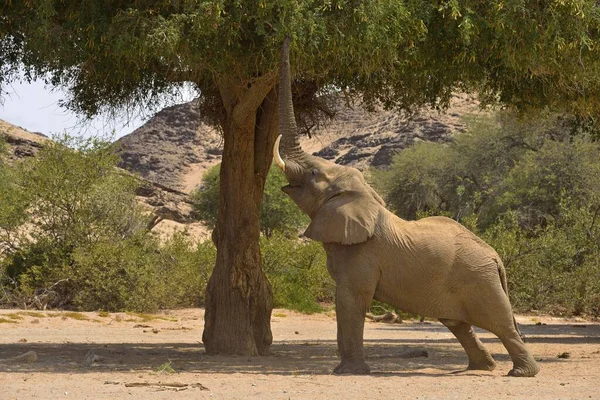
[202,86,278,355]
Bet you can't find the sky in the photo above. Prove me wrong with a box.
[0,78,195,140]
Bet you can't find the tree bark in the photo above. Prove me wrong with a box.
[202,85,278,355]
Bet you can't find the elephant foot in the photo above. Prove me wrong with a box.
[508,362,540,377]
[333,360,371,375]
[467,356,496,371]
[467,361,496,371]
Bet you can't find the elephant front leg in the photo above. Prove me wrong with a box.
[333,285,372,375]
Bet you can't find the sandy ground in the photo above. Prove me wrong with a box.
[0,309,599,400]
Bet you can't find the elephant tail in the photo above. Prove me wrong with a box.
[496,258,525,341]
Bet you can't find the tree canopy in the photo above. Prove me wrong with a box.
[2,1,600,117]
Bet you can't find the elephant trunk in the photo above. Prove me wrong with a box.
[274,37,307,174]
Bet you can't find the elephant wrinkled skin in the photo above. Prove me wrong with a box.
[273,38,539,377]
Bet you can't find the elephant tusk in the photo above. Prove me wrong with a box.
[273,135,286,171]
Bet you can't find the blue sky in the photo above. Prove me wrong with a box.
[0,78,195,140]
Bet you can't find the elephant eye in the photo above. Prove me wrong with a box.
[311,169,318,177]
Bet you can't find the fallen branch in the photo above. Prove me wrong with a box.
[121,382,209,391]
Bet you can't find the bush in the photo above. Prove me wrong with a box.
[483,200,600,316]
[157,233,216,309]
[0,134,149,308]
[261,232,334,313]
[374,113,546,226]
[1,134,332,313]
[488,137,600,228]
[0,139,29,255]
[68,232,216,312]
[191,164,309,237]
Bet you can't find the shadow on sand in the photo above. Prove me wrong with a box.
[2,320,595,376]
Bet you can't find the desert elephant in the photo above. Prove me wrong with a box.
[272,38,540,377]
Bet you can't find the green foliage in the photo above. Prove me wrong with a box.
[0,134,150,307]
[261,232,333,313]
[2,1,600,118]
[376,112,600,316]
[158,233,216,308]
[1,135,329,312]
[491,136,600,228]
[190,164,220,229]
[191,164,309,237]
[1,134,327,312]
[261,165,310,237]
[376,113,600,230]
[483,201,600,317]
[0,140,29,247]
[69,233,216,312]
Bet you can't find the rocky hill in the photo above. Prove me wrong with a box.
[0,118,209,241]
[0,120,48,162]
[114,93,482,195]
[2,93,483,242]
[115,100,222,193]
[307,92,480,170]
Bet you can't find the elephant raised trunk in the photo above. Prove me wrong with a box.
[274,37,309,181]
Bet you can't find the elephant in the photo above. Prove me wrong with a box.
[271,38,540,377]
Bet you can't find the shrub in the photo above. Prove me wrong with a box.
[1,134,331,313]
[488,137,600,228]
[261,232,334,313]
[157,233,216,309]
[0,134,150,308]
[374,112,600,230]
[1,133,337,313]
[69,232,217,312]
[483,200,600,316]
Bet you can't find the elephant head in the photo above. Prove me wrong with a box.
[273,38,386,245]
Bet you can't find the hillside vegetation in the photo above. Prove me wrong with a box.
[2,111,599,317]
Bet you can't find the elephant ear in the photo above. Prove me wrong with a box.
[304,189,382,245]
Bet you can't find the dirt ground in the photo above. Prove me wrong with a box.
[0,309,599,399]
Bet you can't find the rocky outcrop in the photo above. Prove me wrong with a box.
[310,93,480,170]
[114,93,482,196]
[0,120,47,162]
[114,100,222,193]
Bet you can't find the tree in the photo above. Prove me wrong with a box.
[2,1,600,356]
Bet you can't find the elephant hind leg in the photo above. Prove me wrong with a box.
[439,319,496,371]
[491,324,540,377]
